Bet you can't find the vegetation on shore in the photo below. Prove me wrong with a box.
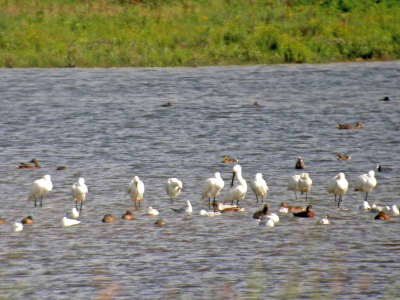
[1,0,400,68]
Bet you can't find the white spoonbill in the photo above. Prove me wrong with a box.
[72,177,88,211]
[250,173,268,203]
[354,171,377,201]
[128,176,145,209]
[12,222,23,232]
[298,173,312,201]
[287,174,301,200]
[201,172,225,208]
[328,173,349,208]
[223,165,247,206]
[62,217,81,227]
[166,178,183,202]
[27,175,53,207]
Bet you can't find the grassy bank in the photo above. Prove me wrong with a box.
[1,0,400,67]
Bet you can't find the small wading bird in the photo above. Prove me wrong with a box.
[166,178,183,202]
[327,173,349,208]
[128,176,145,209]
[72,177,88,211]
[223,165,247,206]
[337,121,365,130]
[201,172,225,208]
[354,170,377,201]
[16,159,41,169]
[27,175,53,207]
[295,157,306,169]
[250,173,268,203]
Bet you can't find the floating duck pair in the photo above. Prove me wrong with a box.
[222,156,239,164]
[16,159,41,169]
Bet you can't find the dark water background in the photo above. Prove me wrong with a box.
[0,62,400,299]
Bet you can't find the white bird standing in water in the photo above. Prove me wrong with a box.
[72,177,88,211]
[250,173,268,203]
[354,170,377,201]
[166,178,183,202]
[287,174,301,200]
[27,175,53,207]
[327,173,349,208]
[223,165,247,206]
[128,176,145,209]
[298,173,312,201]
[201,172,225,208]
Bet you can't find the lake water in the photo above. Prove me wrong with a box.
[0,62,399,299]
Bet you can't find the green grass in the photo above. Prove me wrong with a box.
[0,0,400,67]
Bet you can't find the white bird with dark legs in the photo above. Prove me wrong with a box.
[223,165,247,206]
[327,173,349,208]
[27,175,53,207]
[298,173,312,201]
[62,217,81,227]
[288,174,301,200]
[166,178,183,202]
[72,177,88,211]
[128,176,145,209]
[250,173,268,203]
[171,200,192,214]
[201,172,225,208]
[354,170,377,201]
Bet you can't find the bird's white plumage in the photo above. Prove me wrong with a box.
[250,173,268,202]
[148,207,159,216]
[288,174,301,199]
[69,208,80,219]
[266,213,279,223]
[298,173,312,193]
[172,200,193,214]
[166,178,183,200]
[392,205,399,216]
[319,215,330,225]
[223,165,247,205]
[12,222,23,232]
[62,217,81,227]
[128,176,145,201]
[354,171,377,199]
[328,173,349,197]
[72,177,88,206]
[359,200,371,211]
[200,210,221,217]
[258,218,275,227]
[27,175,53,203]
[201,172,224,201]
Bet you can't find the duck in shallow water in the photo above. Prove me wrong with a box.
[21,216,34,225]
[16,159,41,169]
[0,217,6,224]
[337,121,365,130]
[122,210,136,220]
[337,153,351,160]
[379,96,390,101]
[102,214,117,223]
[295,157,306,169]
[161,102,172,107]
[222,156,239,163]
[279,202,306,213]
[375,211,390,220]
[293,205,315,218]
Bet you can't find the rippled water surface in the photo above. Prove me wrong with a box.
[1,62,400,299]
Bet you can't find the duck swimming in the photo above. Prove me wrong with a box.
[122,210,136,220]
[21,216,34,225]
[337,153,351,160]
[161,102,172,107]
[375,211,390,220]
[0,217,6,224]
[337,121,365,130]
[295,157,306,169]
[213,201,244,213]
[293,205,315,218]
[102,214,117,223]
[16,159,41,169]
[222,156,239,163]
[279,202,306,213]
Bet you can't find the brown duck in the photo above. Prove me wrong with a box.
[375,211,390,220]
[17,159,41,169]
[295,157,306,169]
[280,202,306,213]
[102,214,117,223]
[337,153,351,160]
[122,210,136,220]
[293,205,315,218]
[337,121,365,130]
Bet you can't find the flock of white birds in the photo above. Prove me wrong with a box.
[8,163,400,232]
